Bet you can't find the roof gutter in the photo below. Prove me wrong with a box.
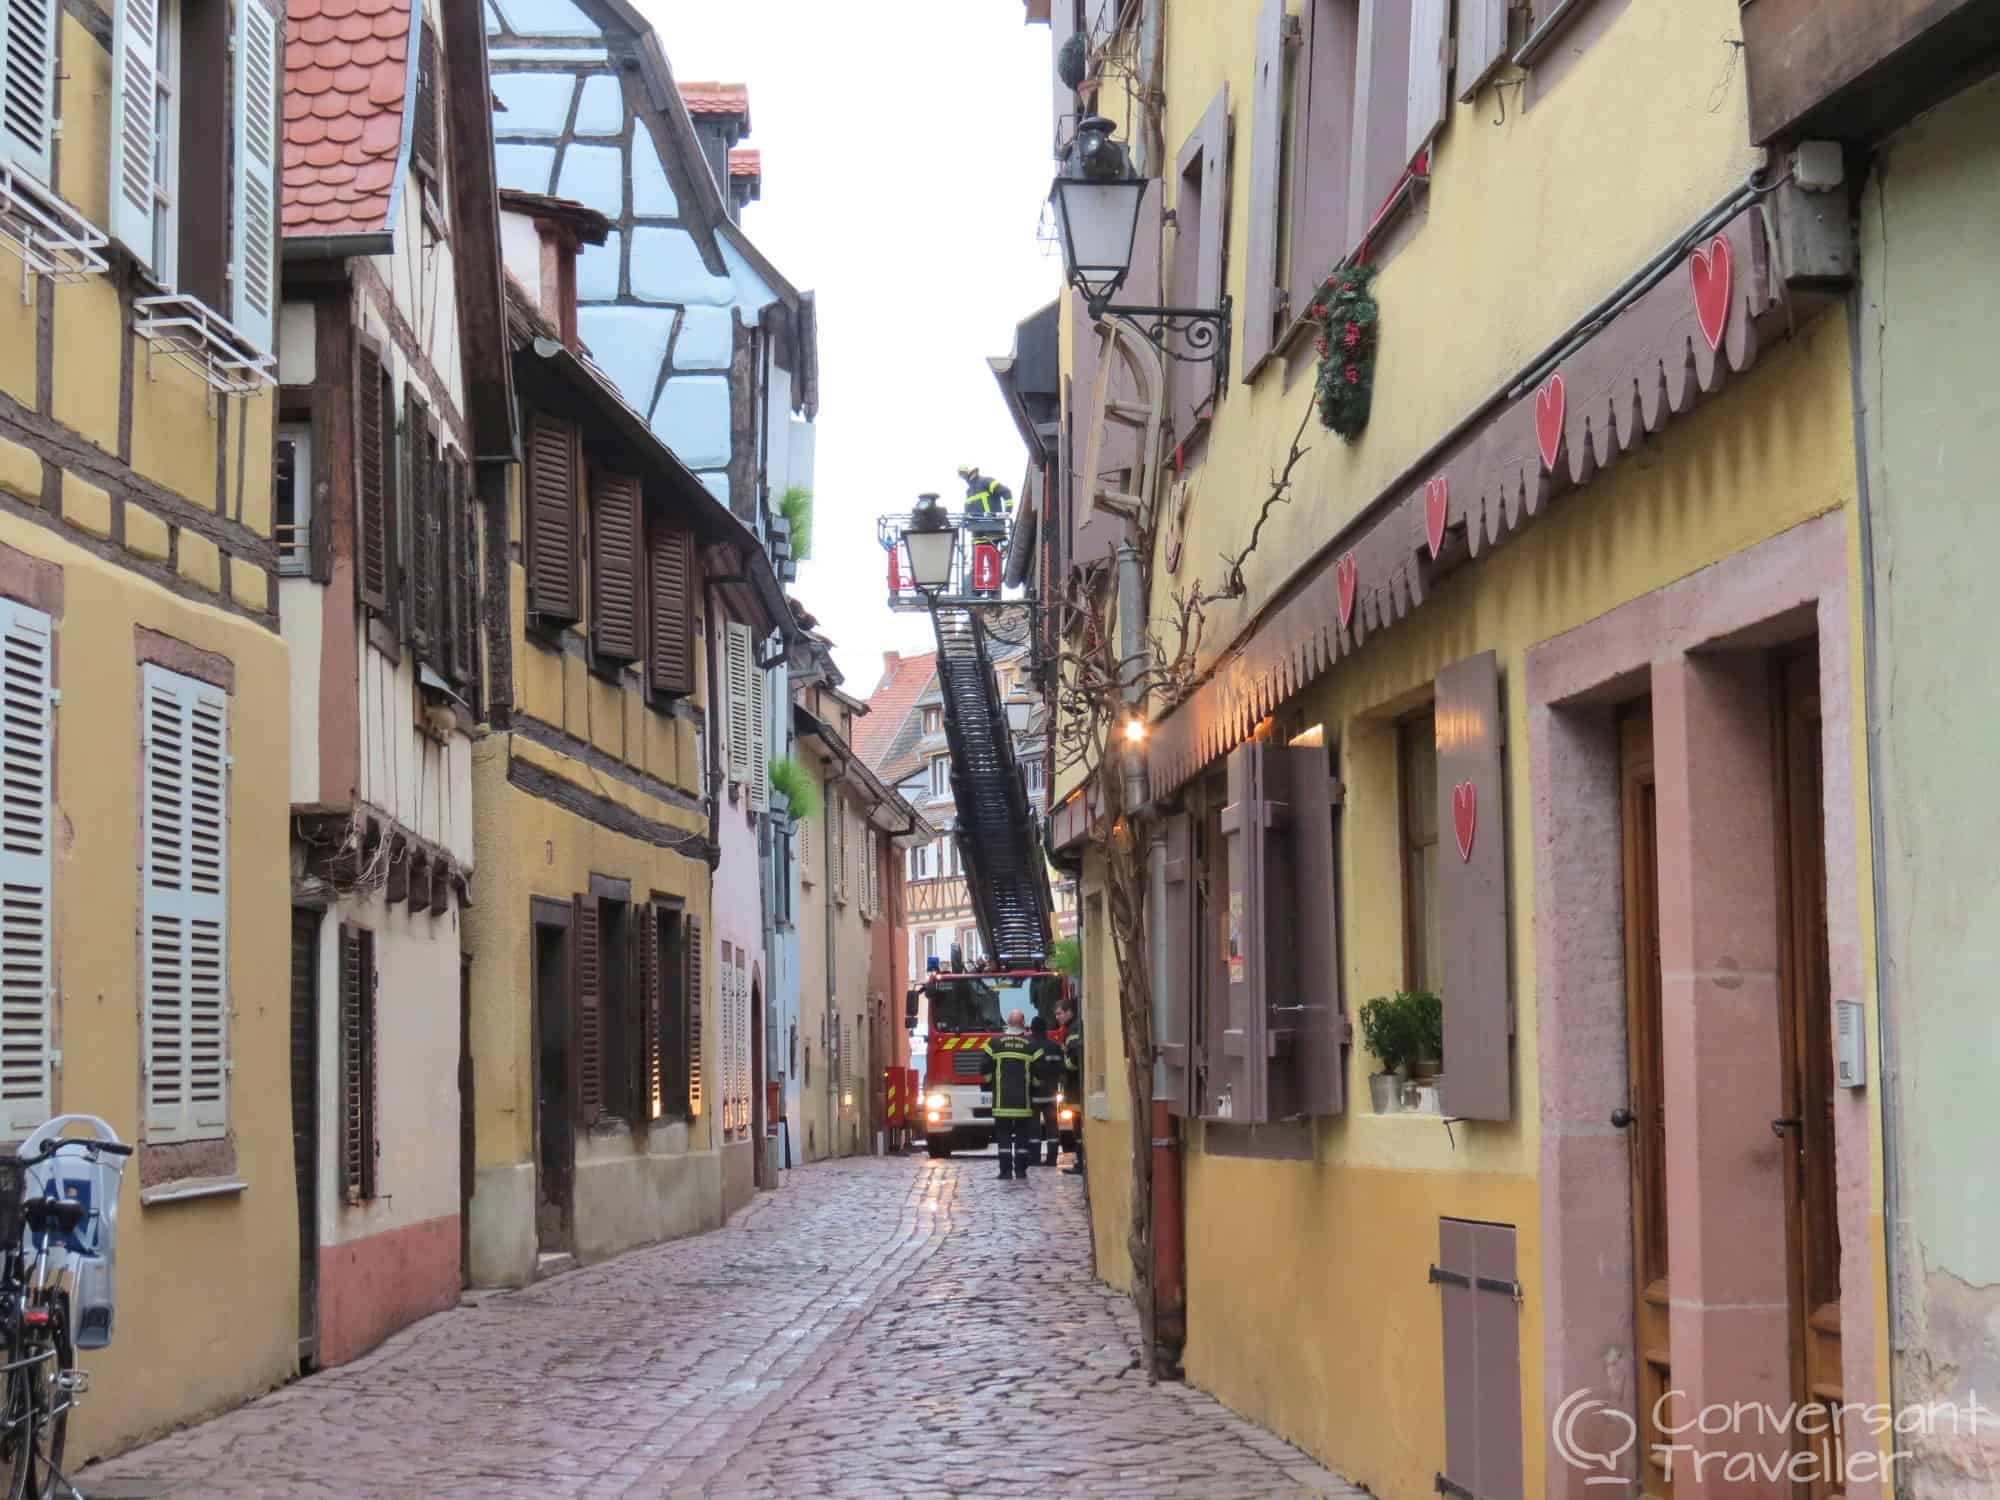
[283,233,395,261]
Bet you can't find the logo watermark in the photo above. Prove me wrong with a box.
[1551,1387,1992,1488]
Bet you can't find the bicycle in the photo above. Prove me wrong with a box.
[0,1133,132,1500]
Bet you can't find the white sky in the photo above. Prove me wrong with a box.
[630,0,1061,696]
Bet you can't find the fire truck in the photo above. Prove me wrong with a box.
[908,965,1076,1158]
[883,497,1072,1159]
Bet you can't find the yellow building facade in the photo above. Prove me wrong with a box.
[0,0,294,1456]
[1041,1,1889,1496]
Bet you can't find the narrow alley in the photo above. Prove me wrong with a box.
[81,1157,1361,1499]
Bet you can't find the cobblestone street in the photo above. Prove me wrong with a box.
[83,1154,1362,1498]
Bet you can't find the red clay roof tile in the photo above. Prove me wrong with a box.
[728,147,760,178]
[283,0,410,239]
[678,81,750,127]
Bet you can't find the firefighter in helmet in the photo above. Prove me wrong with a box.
[1058,999,1085,1176]
[980,1009,1039,1180]
[1029,1014,1066,1165]
[958,464,1012,539]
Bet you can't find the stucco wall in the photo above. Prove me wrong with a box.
[1857,71,2000,1492]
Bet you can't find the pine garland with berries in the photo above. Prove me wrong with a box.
[1311,264,1380,440]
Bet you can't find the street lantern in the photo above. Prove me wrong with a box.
[901,494,958,594]
[1049,115,1231,387]
[1049,116,1147,315]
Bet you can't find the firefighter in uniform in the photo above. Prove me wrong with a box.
[957,465,1012,538]
[1029,1015,1066,1165]
[980,1010,1039,1180]
[1058,1000,1085,1175]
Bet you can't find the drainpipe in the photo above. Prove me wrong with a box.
[824,767,838,1156]
[701,582,725,871]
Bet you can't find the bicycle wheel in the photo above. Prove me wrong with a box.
[0,1318,34,1500]
[15,1298,66,1500]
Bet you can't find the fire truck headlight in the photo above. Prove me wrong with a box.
[925,1092,948,1111]
[1058,1107,1075,1125]
[926,1110,942,1124]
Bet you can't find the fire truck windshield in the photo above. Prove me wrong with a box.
[924,974,1065,1034]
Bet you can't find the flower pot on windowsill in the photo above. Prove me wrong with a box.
[1409,1055,1442,1083]
[1404,1075,1443,1114]
[1368,1072,1403,1114]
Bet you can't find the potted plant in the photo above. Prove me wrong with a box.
[1401,989,1444,1111]
[1359,994,1415,1114]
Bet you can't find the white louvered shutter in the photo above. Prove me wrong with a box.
[748,659,769,812]
[0,0,59,182]
[0,602,53,1135]
[107,0,160,266]
[1406,0,1452,163]
[142,666,229,1143]
[724,621,752,784]
[229,0,279,349]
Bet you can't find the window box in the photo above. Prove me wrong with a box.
[0,167,110,290]
[133,292,276,396]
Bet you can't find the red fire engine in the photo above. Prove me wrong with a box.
[907,963,1075,1159]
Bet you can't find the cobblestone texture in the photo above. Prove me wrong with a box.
[84,1154,1366,1498]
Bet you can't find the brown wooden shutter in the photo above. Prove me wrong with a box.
[641,905,664,1121]
[356,344,389,609]
[1240,0,1288,375]
[1455,0,1509,102]
[647,521,694,697]
[1286,0,1359,321]
[573,894,603,1125]
[1436,1218,1524,1500]
[452,457,478,686]
[1436,650,1511,1121]
[526,412,581,623]
[684,915,703,1115]
[1217,741,1302,1124]
[1287,743,1345,1115]
[406,391,435,651]
[590,470,642,661]
[413,18,440,180]
[1160,810,1195,1114]
[339,925,377,1201]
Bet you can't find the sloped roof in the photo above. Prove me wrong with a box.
[727,147,761,179]
[678,81,750,124]
[283,0,411,238]
[855,650,935,777]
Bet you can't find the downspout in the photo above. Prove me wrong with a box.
[701,582,724,871]
[824,766,837,1156]
[1846,274,1904,1388]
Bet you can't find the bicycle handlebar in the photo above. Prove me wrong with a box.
[34,1137,132,1160]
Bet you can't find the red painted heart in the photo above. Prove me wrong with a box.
[1689,233,1732,353]
[1452,780,1476,862]
[1424,475,1448,560]
[1534,373,1565,474]
[1335,552,1357,630]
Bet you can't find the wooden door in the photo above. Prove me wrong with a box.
[1775,650,1843,1498]
[1619,714,1673,1498]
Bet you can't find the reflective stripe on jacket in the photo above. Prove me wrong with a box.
[980,1035,1039,1118]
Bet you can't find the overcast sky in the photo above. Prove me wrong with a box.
[631,0,1059,696]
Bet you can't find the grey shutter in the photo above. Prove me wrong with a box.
[1437,1218,1524,1500]
[1456,0,1508,101]
[338,926,377,1201]
[1160,811,1194,1114]
[0,0,59,183]
[0,601,53,1134]
[1240,0,1288,375]
[229,0,279,351]
[452,458,478,685]
[1287,0,1359,320]
[646,522,694,697]
[406,392,435,651]
[573,894,602,1125]
[1349,0,1413,248]
[1288,744,1344,1115]
[356,345,390,609]
[589,470,642,661]
[107,0,160,264]
[1092,178,1162,524]
[1067,299,1116,570]
[1194,85,1231,402]
[1216,741,1301,1125]
[526,413,581,622]
[1405,0,1451,163]
[1436,650,1510,1121]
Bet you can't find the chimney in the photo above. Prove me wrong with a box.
[883,651,900,677]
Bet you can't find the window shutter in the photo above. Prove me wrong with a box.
[1437,1218,1525,1500]
[0,601,53,1135]
[1405,0,1451,164]
[106,0,160,265]
[229,0,279,351]
[641,907,663,1121]
[0,0,59,183]
[1067,301,1117,570]
[406,392,435,651]
[1436,649,1511,1122]
[451,458,478,685]
[412,17,441,179]
[1287,0,1358,321]
[526,413,580,623]
[354,346,387,608]
[1455,0,1508,102]
[748,662,768,812]
[1049,0,1078,156]
[1194,84,1231,358]
[1160,810,1194,1114]
[1216,742,1304,1125]
[1349,0,1413,249]
[338,925,377,1200]
[724,621,752,784]
[798,813,812,880]
[590,471,642,661]
[1240,0,1288,375]
[1288,744,1345,1115]
[141,666,230,1143]
[684,915,703,1115]
[646,522,694,697]
[572,893,602,1125]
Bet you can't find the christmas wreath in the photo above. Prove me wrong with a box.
[1311,264,1379,441]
